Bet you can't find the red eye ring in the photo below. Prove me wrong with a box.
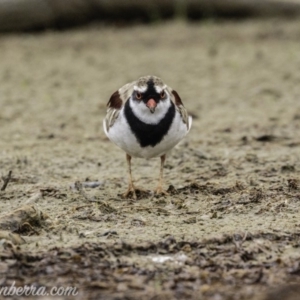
[136,92,142,100]
[160,91,165,98]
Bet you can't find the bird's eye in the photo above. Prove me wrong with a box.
[160,91,165,98]
[136,92,142,100]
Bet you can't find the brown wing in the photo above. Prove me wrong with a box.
[169,89,192,130]
[104,81,135,133]
[107,90,123,109]
[104,91,122,134]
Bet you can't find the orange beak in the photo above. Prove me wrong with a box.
[146,98,157,113]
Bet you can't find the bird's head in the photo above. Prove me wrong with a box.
[129,76,172,124]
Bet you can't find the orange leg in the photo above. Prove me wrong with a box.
[123,154,137,200]
[155,154,169,196]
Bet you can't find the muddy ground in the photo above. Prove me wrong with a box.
[0,19,300,299]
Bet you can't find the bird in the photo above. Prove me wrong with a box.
[103,75,192,199]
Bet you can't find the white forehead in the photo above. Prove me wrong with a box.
[133,84,167,93]
[154,84,167,93]
[133,85,147,93]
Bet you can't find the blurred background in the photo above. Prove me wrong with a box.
[1,0,300,32]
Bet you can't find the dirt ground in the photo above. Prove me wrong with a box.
[1,19,300,299]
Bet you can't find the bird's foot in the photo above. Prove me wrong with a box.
[123,185,137,200]
[122,185,150,200]
[154,186,169,197]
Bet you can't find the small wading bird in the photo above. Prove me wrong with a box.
[103,75,192,199]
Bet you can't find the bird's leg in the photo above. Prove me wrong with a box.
[155,154,169,196]
[123,153,137,199]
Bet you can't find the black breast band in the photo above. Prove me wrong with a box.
[124,100,175,147]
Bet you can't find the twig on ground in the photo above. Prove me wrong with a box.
[20,222,40,235]
[1,170,12,191]
[116,205,175,215]
[25,191,43,204]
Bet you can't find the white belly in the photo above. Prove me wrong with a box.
[104,110,190,159]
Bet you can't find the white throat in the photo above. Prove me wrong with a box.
[129,97,171,125]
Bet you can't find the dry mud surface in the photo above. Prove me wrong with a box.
[0,20,300,299]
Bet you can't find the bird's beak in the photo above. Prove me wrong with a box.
[146,98,157,113]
